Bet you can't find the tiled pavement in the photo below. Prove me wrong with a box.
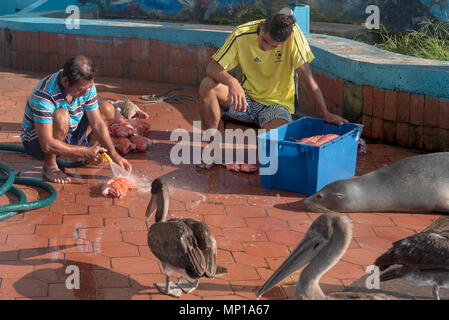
[0,67,443,300]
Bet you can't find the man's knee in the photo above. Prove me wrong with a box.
[53,108,69,139]
[99,100,115,125]
[199,76,219,99]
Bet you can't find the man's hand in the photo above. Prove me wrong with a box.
[322,112,347,126]
[85,145,106,164]
[111,154,132,173]
[227,79,248,113]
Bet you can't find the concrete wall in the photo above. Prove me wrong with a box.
[297,34,449,151]
[299,71,449,152]
[16,0,37,10]
[0,28,215,84]
[0,0,53,15]
[0,0,18,16]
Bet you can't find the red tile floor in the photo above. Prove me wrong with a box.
[0,67,443,300]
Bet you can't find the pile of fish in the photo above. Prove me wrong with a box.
[101,176,136,199]
[110,108,152,154]
[290,134,340,146]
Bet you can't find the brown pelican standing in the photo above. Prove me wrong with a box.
[375,216,449,300]
[145,178,226,298]
[256,213,399,300]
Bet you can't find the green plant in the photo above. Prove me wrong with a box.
[361,21,449,61]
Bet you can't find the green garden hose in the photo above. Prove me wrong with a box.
[0,144,85,221]
[0,162,27,221]
[0,176,57,221]
[0,162,15,197]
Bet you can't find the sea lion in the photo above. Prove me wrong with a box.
[303,152,449,213]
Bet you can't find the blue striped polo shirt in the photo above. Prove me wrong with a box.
[21,70,98,143]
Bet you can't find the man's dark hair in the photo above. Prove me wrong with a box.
[263,13,296,42]
[62,55,97,85]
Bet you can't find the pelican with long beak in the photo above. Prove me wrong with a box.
[256,213,399,300]
[145,178,226,298]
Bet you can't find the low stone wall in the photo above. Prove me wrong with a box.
[298,72,449,152]
[0,29,215,86]
[296,34,449,152]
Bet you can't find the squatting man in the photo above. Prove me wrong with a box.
[20,55,132,184]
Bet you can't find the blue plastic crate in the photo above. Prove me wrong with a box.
[257,117,363,195]
[291,3,310,36]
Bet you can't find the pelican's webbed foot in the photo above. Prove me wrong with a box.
[155,282,182,298]
[178,277,199,293]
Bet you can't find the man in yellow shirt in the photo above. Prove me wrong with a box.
[197,12,346,169]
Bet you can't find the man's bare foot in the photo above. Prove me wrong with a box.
[43,166,71,184]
